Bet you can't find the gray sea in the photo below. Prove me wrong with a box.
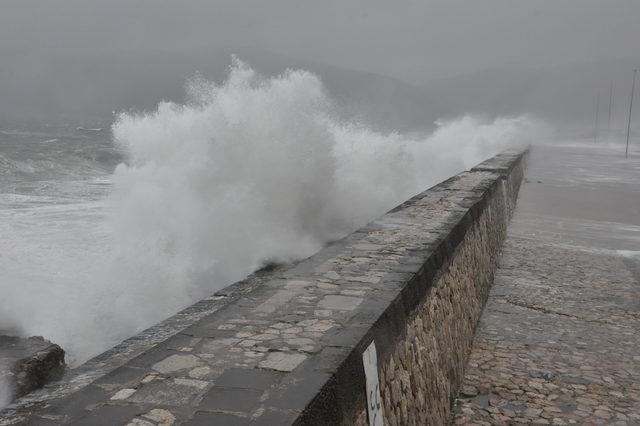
[0,126,122,361]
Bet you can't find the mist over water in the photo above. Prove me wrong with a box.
[1,60,542,365]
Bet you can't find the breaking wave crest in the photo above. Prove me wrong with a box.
[2,59,543,364]
[110,60,536,318]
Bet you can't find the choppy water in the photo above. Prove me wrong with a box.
[0,128,122,362]
[1,128,117,198]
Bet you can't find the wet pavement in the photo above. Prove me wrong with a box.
[453,142,640,425]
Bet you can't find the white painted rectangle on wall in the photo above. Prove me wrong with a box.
[363,340,384,426]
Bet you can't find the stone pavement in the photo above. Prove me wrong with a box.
[453,142,640,425]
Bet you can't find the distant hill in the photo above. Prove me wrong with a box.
[1,46,637,132]
[0,45,437,131]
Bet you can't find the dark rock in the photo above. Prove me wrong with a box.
[0,335,65,401]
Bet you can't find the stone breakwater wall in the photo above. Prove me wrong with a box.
[1,148,527,426]
[294,148,527,425]
[367,152,525,426]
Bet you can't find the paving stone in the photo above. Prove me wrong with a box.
[141,408,177,426]
[258,352,307,372]
[318,295,363,310]
[254,290,296,314]
[110,388,136,400]
[76,405,143,426]
[152,354,201,374]
[93,366,149,390]
[460,385,479,398]
[127,378,207,406]
[188,366,211,379]
[199,337,240,354]
[174,378,208,389]
[34,384,109,419]
[215,368,283,390]
[19,416,62,426]
[126,418,155,426]
[198,387,263,413]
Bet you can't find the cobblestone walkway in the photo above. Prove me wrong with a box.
[453,142,640,425]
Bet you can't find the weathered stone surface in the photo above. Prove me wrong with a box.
[258,352,307,372]
[110,388,136,400]
[139,408,176,426]
[152,354,201,374]
[318,295,363,310]
[126,377,207,406]
[0,335,65,401]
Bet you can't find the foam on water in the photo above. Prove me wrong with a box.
[0,59,542,365]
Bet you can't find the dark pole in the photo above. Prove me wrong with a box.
[626,69,637,158]
[608,81,613,131]
[594,93,599,144]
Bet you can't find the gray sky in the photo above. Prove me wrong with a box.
[2,0,639,84]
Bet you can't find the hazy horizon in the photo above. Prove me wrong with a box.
[1,1,640,128]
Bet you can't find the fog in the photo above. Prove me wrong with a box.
[1,1,639,128]
[0,0,638,372]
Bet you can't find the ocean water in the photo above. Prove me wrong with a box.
[0,128,121,363]
[0,61,541,365]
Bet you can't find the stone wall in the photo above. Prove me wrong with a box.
[305,150,526,426]
[376,160,523,425]
[1,148,527,425]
